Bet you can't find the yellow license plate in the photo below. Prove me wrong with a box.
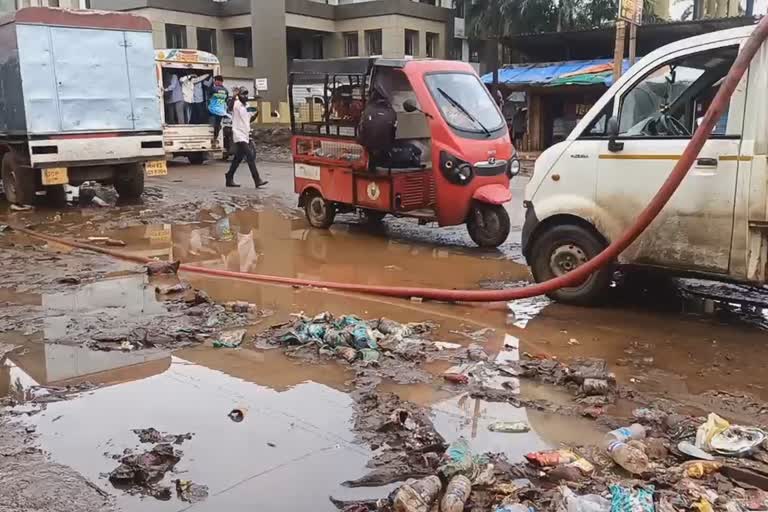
[42,167,68,186]
[145,160,168,177]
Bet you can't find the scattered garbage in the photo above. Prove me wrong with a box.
[684,460,722,478]
[224,301,259,314]
[108,443,180,500]
[711,426,766,456]
[264,312,438,369]
[525,449,580,467]
[678,440,715,461]
[696,413,731,452]
[132,428,193,445]
[561,486,611,512]
[174,479,209,503]
[488,421,530,433]
[213,329,246,349]
[610,485,654,512]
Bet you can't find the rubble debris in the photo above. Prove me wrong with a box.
[213,329,246,349]
[56,276,81,285]
[678,441,715,461]
[132,428,193,445]
[145,259,180,275]
[108,443,180,500]
[155,282,191,295]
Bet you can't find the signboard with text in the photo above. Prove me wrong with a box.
[619,0,644,24]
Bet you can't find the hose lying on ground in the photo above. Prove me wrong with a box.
[10,16,768,303]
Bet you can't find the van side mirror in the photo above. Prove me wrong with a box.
[403,99,419,113]
[607,116,624,152]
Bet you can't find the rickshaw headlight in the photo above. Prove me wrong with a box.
[440,151,474,186]
[508,157,521,177]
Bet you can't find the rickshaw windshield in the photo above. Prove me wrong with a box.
[424,73,504,135]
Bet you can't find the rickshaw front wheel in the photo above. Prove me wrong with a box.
[305,190,336,229]
[467,203,511,248]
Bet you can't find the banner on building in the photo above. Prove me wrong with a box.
[619,0,644,24]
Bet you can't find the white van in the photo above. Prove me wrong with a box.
[523,25,768,305]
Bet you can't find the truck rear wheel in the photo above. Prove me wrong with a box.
[529,223,612,306]
[467,203,511,248]
[1,152,35,205]
[114,163,145,200]
[187,153,206,165]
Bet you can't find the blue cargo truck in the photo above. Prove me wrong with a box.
[0,7,166,205]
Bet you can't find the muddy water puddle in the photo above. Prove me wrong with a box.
[4,206,768,508]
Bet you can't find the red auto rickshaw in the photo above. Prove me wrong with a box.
[289,57,519,248]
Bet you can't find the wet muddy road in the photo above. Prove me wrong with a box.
[1,160,768,511]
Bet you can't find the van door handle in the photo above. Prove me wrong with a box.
[696,157,718,167]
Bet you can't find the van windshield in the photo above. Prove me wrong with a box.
[425,73,504,136]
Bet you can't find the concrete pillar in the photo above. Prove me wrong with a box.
[382,27,403,58]
[152,21,166,49]
[251,0,288,103]
[217,29,235,68]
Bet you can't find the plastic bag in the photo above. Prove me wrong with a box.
[610,485,654,512]
[695,413,730,452]
[561,486,610,512]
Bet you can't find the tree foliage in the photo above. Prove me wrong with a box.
[466,0,663,37]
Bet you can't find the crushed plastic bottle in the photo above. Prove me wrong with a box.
[606,442,650,475]
[393,475,442,512]
[440,475,472,512]
[601,424,646,449]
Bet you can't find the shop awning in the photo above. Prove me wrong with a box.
[482,59,630,88]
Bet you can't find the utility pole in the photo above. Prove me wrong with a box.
[629,22,638,65]
[613,20,627,82]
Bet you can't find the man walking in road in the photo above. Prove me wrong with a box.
[225,89,268,189]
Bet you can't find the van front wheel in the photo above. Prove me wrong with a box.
[529,223,612,306]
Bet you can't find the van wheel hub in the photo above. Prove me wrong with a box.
[550,244,587,276]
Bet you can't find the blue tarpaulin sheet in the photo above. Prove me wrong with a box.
[481,59,630,87]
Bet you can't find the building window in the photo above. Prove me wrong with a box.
[343,32,358,57]
[365,29,382,56]
[233,30,252,67]
[451,39,463,60]
[404,30,419,57]
[426,32,439,58]
[166,24,187,49]
[455,0,465,18]
[469,40,482,63]
[48,0,60,6]
[197,28,216,55]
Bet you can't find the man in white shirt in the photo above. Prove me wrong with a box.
[180,73,210,125]
[225,89,267,188]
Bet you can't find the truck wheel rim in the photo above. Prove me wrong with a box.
[550,244,588,277]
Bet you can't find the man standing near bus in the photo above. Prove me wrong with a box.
[208,75,228,147]
[225,89,268,189]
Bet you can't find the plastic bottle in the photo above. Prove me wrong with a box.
[440,475,472,512]
[393,475,442,512]
[601,424,646,450]
[607,442,650,475]
[488,421,531,433]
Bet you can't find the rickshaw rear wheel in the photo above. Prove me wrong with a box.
[467,203,511,248]
[305,190,336,229]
